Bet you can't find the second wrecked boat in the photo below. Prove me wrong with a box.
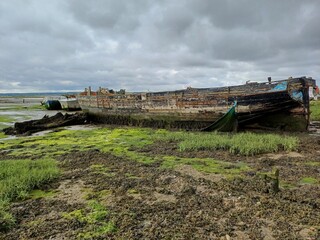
[77,76,316,131]
[59,95,81,111]
[42,95,81,111]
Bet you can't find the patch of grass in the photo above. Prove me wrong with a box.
[0,158,59,230]
[299,177,318,185]
[0,200,15,231]
[156,131,298,156]
[0,158,60,201]
[62,200,116,238]
[310,100,320,121]
[155,129,189,142]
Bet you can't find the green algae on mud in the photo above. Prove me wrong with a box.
[61,183,116,239]
[299,177,318,185]
[0,116,15,131]
[0,132,6,138]
[0,103,45,111]
[161,156,250,177]
[0,127,299,167]
[62,197,116,238]
[0,116,14,123]
[2,127,298,159]
[304,161,320,167]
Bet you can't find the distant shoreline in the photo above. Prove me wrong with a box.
[0,97,43,104]
[0,92,80,104]
[0,91,80,98]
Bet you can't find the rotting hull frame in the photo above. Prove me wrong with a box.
[77,77,316,131]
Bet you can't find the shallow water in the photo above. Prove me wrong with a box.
[0,102,65,129]
[0,100,96,140]
[0,111,61,130]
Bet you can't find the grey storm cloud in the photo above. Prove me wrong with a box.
[0,0,319,93]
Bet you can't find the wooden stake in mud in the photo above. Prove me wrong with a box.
[273,168,280,193]
[263,168,280,194]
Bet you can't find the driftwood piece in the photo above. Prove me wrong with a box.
[3,112,89,136]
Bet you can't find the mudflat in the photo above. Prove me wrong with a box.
[0,102,319,240]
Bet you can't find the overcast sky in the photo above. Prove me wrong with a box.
[0,0,319,93]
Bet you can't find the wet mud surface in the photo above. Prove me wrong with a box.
[1,134,320,240]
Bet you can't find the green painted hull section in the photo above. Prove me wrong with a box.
[201,103,237,132]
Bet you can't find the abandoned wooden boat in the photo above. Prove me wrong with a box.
[77,76,316,131]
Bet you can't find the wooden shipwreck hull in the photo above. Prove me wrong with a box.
[77,77,316,131]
